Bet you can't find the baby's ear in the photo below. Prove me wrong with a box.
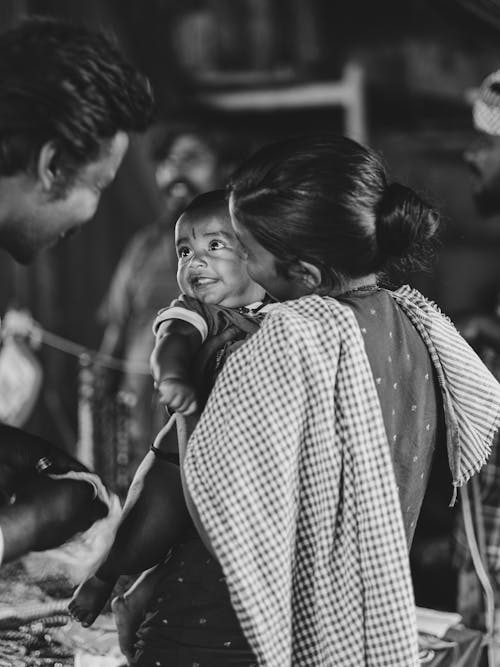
[288,260,322,290]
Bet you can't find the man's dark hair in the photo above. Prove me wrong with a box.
[0,16,155,180]
[149,118,254,173]
[150,121,222,165]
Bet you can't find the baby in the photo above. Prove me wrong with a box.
[69,190,274,658]
[151,188,270,415]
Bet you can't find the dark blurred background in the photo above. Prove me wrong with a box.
[2,0,500,611]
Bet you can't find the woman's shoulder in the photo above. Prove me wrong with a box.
[267,295,335,321]
[261,295,358,342]
[275,294,365,319]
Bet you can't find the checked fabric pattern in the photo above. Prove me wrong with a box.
[392,285,500,491]
[184,294,420,666]
[184,288,500,666]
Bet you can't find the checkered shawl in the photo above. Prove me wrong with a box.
[184,287,500,666]
[392,285,500,489]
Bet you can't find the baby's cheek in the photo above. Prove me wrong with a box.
[177,266,190,293]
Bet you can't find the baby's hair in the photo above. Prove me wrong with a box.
[181,189,230,223]
[229,134,441,291]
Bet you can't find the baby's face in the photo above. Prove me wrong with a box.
[175,210,265,308]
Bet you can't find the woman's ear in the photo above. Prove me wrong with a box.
[288,260,322,290]
[37,141,59,191]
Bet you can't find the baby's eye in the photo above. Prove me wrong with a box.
[177,246,192,258]
[208,239,225,251]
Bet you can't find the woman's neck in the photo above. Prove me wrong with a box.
[328,274,378,298]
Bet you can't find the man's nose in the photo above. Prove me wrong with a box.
[155,160,180,188]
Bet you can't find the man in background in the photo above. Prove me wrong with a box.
[0,16,154,564]
[455,69,500,638]
[97,122,232,484]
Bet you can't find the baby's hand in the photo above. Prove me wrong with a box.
[156,377,198,416]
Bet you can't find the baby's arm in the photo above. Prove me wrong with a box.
[150,319,203,415]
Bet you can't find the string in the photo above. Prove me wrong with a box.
[39,329,151,374]
[1,313,151,375]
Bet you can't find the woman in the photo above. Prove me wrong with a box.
[132,135,500,666]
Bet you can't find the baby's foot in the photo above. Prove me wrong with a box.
[112,594,143,662]
[68,575,115,627]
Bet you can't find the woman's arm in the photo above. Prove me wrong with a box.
[176,414,215,556]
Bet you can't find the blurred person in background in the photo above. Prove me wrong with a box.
[0,16,154,564]
[455,69,500,640]
[97,122,237,479]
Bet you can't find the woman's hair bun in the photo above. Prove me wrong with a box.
[375,182,440,273]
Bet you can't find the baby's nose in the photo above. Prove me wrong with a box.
[191,251,208,265]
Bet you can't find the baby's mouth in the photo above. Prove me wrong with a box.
[190,276,217,289]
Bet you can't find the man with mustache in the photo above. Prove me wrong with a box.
[97,124,227,480]
[455,69,500,642]
[0,16,154,565]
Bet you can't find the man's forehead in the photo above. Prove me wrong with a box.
[169,134,213,156]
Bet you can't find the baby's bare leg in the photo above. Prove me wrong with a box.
[69,575,116,628]
[69,428,190,627]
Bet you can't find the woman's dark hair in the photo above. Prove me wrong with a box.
[0,17,155,184]
[229,134,441,291]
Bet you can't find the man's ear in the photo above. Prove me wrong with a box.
[288,260,322,290]
[37,142,59,191]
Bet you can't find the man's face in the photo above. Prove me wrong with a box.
[154,134,219,216]
[0,132,129,263]
[464,132,500,217]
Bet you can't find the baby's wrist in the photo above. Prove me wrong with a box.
[156,374,189,386]
[158,373,183,382]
